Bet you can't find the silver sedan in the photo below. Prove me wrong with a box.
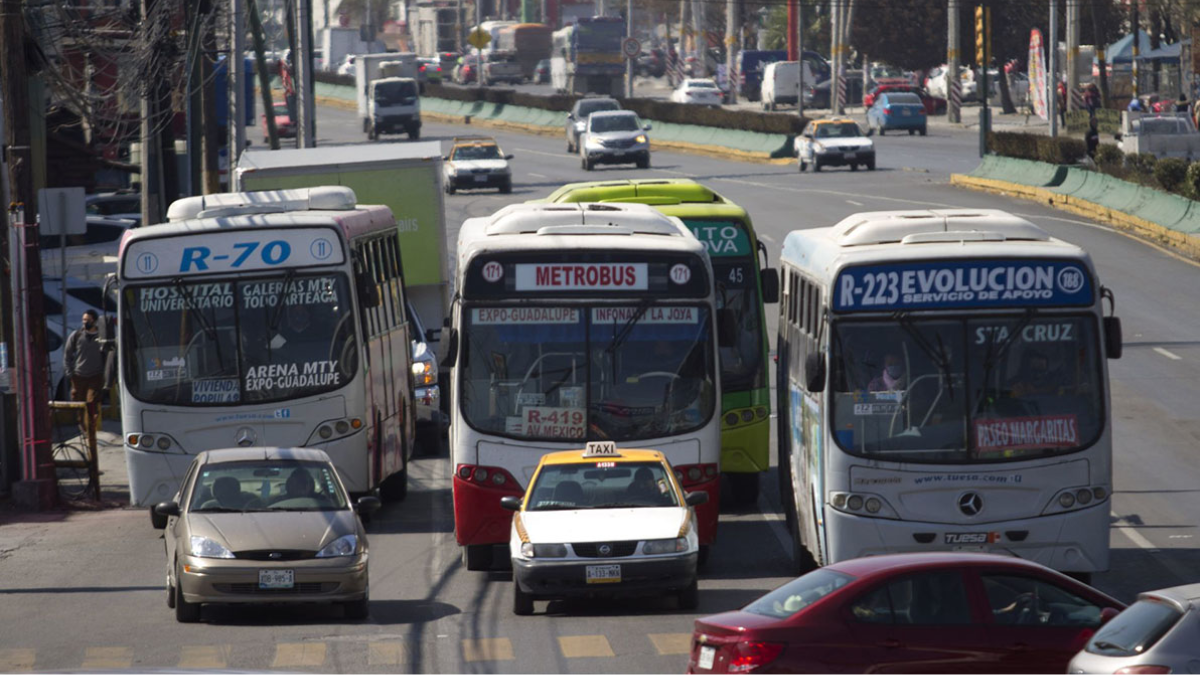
[1068,582,1200,674]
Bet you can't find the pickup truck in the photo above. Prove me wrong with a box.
[482,50,523,85]
[1118,111,1200,160]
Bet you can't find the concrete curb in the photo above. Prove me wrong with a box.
[951,173,1200,260]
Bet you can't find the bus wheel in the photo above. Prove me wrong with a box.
[463,544,493,571]
[727,473,760,506]
[790,512,818,574]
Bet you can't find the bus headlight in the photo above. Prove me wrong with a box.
[1043,485,1109,515]
[829,491,898,519]
[307,417,364,445]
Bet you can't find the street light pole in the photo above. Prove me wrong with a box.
[796,0,804,118]
[626,0,634,98]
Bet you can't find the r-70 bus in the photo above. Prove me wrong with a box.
[117,187,416,526]
[539,179,778,504]
[778,209,1122,582]
[445,202,724,570]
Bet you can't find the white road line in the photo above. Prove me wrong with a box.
[757,493,794,561]
[1111,510,1193,584]
[1153,347,1183,361]
[759,233,775,244]
[528,172,547,178]
[516,147,575,159]
[846,199,864,206]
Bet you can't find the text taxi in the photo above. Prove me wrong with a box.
[501,442,707,615]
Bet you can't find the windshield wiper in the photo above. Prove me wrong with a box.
[976,308,1038,405]
[605,299,653,356]
[192,506,246,513]
[173,278,219,341]
[267,269,298,332]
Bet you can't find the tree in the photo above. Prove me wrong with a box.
[848,0,946,72]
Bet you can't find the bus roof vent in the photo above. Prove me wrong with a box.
[537,225,634,236]
[167,186,357,222]
[832,209,1049,246]
[482,202,681,236]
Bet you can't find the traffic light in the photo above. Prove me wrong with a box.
[975,4,991,66]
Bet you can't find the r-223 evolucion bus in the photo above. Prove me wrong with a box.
[777,209,1122,580]
[118,187,416,525]
[445,202,724,570]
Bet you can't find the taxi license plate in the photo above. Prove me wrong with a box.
[473,174,488,182]
[259,569,294,589]
[698,646,716,670]
[585,564,621,584]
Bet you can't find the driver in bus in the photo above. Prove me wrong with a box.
[1009,350,1062,398]
[868,354,906,392]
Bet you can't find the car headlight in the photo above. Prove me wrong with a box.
[642,537,688,555]
[520,543,567,558]
[412,359,436,386]
[574,122,585,131]
[814,143,827,153]
[189,535,235,559]
[316,534,358,558]
[585,136,604,147]
[634,134,647,144]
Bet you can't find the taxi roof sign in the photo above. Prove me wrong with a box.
[582,441,620,458]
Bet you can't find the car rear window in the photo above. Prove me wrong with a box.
[887,93,922,104]
[744,569,854,619]
[1085,599,1184,656]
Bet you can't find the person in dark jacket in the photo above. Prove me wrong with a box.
[64,309,105,432]
[1085,117,1100,159]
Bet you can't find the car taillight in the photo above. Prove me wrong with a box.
[673,463,718,487]
[883,108,892,115]
[455,464,519,489]
[1114,668,1171,675]
[728,642,784,673]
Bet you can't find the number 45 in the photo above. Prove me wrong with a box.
[728,267,744,283]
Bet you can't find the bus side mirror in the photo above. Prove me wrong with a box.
[440,327,458,368]
[760,268,779,304]
[716,309,737,347]
[805,352,826,393]
[1104,316,1122,359]
[499,495,522,511]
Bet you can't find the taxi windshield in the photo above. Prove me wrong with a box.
[816,123,861,138]
[526,461,679,510]
[453,144,502,160]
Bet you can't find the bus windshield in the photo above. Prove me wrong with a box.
[123,273,358,406]
[461,305,716,442]
[829,315,1103,462]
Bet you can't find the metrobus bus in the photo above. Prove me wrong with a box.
[445,202,724,570]
[539,179,778,505]
[776,209,1122,581]
[117,187,416,526]
[550,16,625,96]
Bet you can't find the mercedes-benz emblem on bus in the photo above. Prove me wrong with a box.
[958,492,983,517]
[235,426,257,447]
[598,544,612,557]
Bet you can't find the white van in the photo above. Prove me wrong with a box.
[761,60,815,111]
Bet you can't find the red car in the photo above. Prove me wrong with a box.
[687,553,1124,674]
[864,84,945,115]
[261,102,295,142]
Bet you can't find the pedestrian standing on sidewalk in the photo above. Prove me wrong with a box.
[1085,117,1100,160]
[1176,93,1189,113]
[64,309,105,434]
[1084,83,1100,118]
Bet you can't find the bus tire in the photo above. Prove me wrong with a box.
[151,505,168,530]
[463,544,493,571]
[677,578,699,610]
[790,510,819,574]
[513,579,534,615]
[728,473,760,506]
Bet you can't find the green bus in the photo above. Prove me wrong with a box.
[538,179,779,503]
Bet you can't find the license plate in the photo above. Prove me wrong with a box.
[259,569,294,589]
[844,152,857,160]
[585,564,621,584]
[901,108,910,116]
[473,175,488,182]
[698,646,716,670]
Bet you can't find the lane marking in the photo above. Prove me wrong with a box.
[846,199,864,206]
[557,635,615,658]
[462,638,514,662]
[82,647,132,670]
[1153,347,1183,361]
[758,233,775,244]
[0,649,35,672]
[758,491,794,561]
[528,172,548,178]
[648,633,693,656]
[1111,510,1193,584]
[178,645,230,669]
[271,642,327,667]
[368,641,407,666]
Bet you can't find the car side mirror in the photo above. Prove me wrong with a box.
[760,268,779,304]
[440,327,458,368]
[499,495,523,511]
[716,309,738,347]
[643,123,652,131]
[805,351,826,393]
[443,155,450,161]
[1104,316,1122,359]
[154,501,181,519]
[355,495,382,514]
[505,154,514,160]
[1099,606,1121,625]
[566,112,575,120]
[685,491,708,507]
[425,328,440,342]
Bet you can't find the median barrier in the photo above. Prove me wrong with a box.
[970,155,1068,187]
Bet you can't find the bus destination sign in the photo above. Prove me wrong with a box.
[834,259,1093,312]
[514,263,649,291]
[123,228,345,279]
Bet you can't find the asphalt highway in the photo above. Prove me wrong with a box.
[0,105,1197,673]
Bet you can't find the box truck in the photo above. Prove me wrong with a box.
[354,53,419,132]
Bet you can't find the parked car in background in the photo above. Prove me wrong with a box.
[40,215,136,280]
[867,91,928,135]
[418,57,443,85]
[804,71,864,109]
[85,191,140,224]
[761,61,817,111]
[261,102,295,142]
[533,58,551,83]
[864,83,945,114]
[337,54,357,77]
[925,64,977,101]
[671,78,723,106]
[578,110,651,171]
[636,48,666,78]
[1068,582,1200,674]
[564,96,621,153]
[155,447,380,623]
[736,49,787,102]
[688,553,1124,674]
[1118,111,1200,160]
[795,118,875,172]
[482,50,523,85]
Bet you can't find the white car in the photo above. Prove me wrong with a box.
[925,65,977,101]
[337,54,357,77]
[671,78,724,106]
[502,443,706,615]
[442,136,513,194]
[794,118,876,172]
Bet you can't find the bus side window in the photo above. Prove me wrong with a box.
[386,237,407,326]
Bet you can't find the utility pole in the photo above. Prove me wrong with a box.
[141,0,163,225]
[1066,0,1078,111]
[187,0,203,195]
[831,0,841,114]
[201,5,220,193]
[948,0,960,123]
[979,0,990,156]
[1049,0,1058,137]
[229,0,247,186]
[296,0,316,147]
[690,0,703,77]
[724,0,737,103]
[248,0,280,149]
[1130,0,1139,103]
[626,0,634,98]
[796,0,804,117]
[786,0,796,61]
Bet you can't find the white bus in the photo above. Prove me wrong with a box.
[445,202,725,570]
[777,209,1123,581]
[117,187,417,526]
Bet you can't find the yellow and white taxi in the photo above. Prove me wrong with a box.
[501,442,706,615]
